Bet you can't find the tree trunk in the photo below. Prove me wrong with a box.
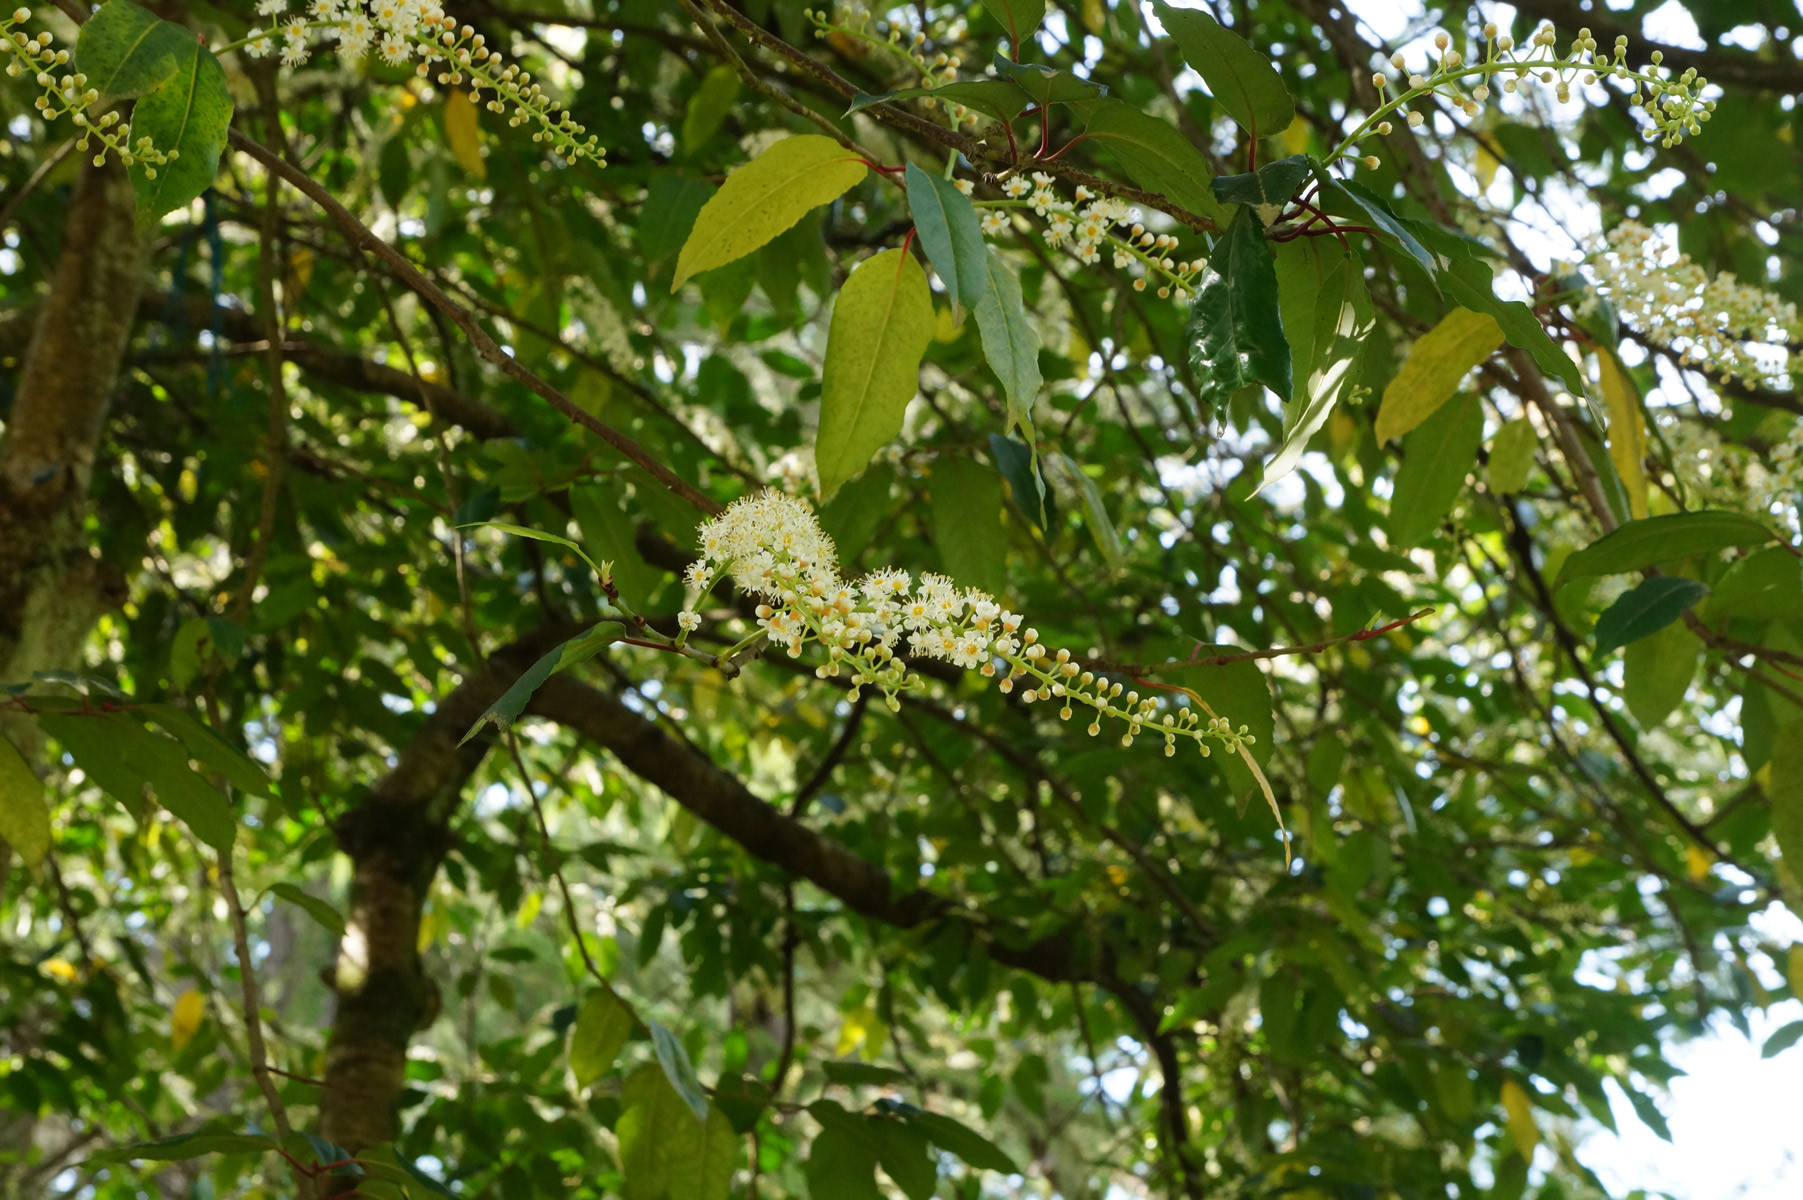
[0,158,141,754]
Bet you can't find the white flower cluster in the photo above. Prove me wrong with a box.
[3,8,172,171]
[680,492,1252,759]
[969,174,1206,299]
[242,0,602,164]
[1586,221,1799,390]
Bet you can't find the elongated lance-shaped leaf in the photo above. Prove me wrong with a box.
[1592,577,1709,656]
[1387,390,1485,547]
[905,164,986,311]
[673,136,867,290]
[1261,237,1373,491]
[74,0,192,101]
[1596,346,1649,519]
[459,623,627,745]
[971,249,1043,427]
[1074,98,1227,224]
[1555,512,1778,587]
[1187,206,1290,418]
[1152,1,1293,137]
[816,248,936,498]
[846,80,1029,125]
[0,734,51,871]
[128,31,234,230]
[1375,307,1504,442]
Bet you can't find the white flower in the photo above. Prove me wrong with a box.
[980,211,1009,236]
[255,0,286,14]
[677,610,701,632]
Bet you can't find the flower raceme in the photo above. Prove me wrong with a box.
[678,493,1254,761]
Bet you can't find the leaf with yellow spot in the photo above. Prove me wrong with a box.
[443,90,486,180]
[171,989,205,1051]
[1500,1079,1539,1160]
[1597,348,1649,519]
[42,958,79,982]
[835,1004,888,1061]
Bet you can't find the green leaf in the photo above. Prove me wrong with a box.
[1210,155,1311,225]
[1387,391,1484,548]
[971,249,1043,424]
[570,485,662,611]
[1597,347,1649,520]
[269,882,345,937]
[1555,512,1778,588]
[98,1128,277,1162]
[845,81,1029,126]
[462,520,608,580]
[1152,2,1293,137]
[128,32,233,229]
[74,0,190,100]
[904,1109,1019,1173]
[1074,99,1227,224]
[459,624,626,745]
[869,1117,938,1200]
[1703,547,1803,622]
[1623,620,1700,727]
[1768,720,1803,891]
[1262,237,1372,490]
[978,0,1046,49]
[1592,578,1709,656]
[681,65,741,150]
[44,713,235,851]
[570,988,635,1087]
[805,1123,883,1200]
[1374,308,1504,442]
[673,135,867,290]
[931,457,1007,596]
[1762,1019,1803,1059]
[1486,418,1539,494]
[639,174,713,269]
[1156,645,1275,808]
[0,734,51,871]
[673,1105,737,1200]
[1624,1084,1673,1143]
[617,1063,704,1200]
[1043,452,1123,568]
[992,55,1108,108]
[816,248,936,499]
[905,163,986,311]
[1187,206,1290,419]
[989,433,1057,532]
[820,1061,912,1087]
[142,704,273,799]
[1317,179,1437,280]
[650,1020,710,1124]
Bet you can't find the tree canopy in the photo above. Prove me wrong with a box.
[2,0,1802,1198]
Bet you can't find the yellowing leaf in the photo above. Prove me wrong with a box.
[443,90,485,179]
[42,957,79,982]
[1788,944,1803,999]
[0,733,51,871]
[171,989,205,1050]
[1500,1079,1539,1161]
[673,135,866,291]
[1474,139,1501,192]
[816,248,935,499]
[835,1004,889,1061]
[1770,720,1803,891]
[1685,844,1714,882]
[1105,864,1130,886]
[1375,308,1504,442]
[1597,348,1649,520]
[1281,116,1310,157]
[1487,417,1539,494]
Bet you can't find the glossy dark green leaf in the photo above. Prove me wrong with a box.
[1556,512,1778,587]
[904,1109,1019,1173]
[1210,154,1312,222]
[869,1117,938,1200]
[1263,237,1371,489]
[905,164,987,311]
[971,250,1043,424]
[142,703,273,799]
[977,0,1046,49]
[989,433,1057,532]
[1074,98,1226,223]
[74,0,190,101]
[269,882,345,937]
[128,32,233,228]
[1187,206,1290,419]
[1318,178,1437,280]
[993,54,1108,108]
[1592,577,1709,655]
[459,623,626,745]
[1152,2,1293,136]
[845,80,1029,125]
[805,1123,883,1200]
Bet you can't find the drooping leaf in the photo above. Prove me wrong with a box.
[816,248,935,498]
[1187,205,1290,419]
[672,136,867,290]
[905,164,986,311]
[1623,620,1701,727]
[1596,347,1649,519]
[1555,512,1778,587]
[1374,308,1504,442]
[442,90,486,179]
[1210,154,1312,225]
[903,1109,1019,1173]
[569,987,633,1086]
[128,31,233,228]
[931,457,1008,596]
[805,1123,883,1200]
[459,624,626,745]
[1762,1019,1803,1059]
[650,1020,711,1123]
[977,0,1046,50]
[1499,1079,1540,1160]
[1624,1083,1673,1143]
[1592,577,1709,656]
[1487,418,1539,494]
[0,734,51,871]
[1317,178,1437,280]
[74,0,191,101]
[142,704,273,799]
[617,1063,704,1200]
[868,1117,938,1200]
[639,174,714,270]
[1416,225,1589,398]
[680,64,742,150]
[1152,2,1293,137]
[989,433,1057,532]
[1042,452,1123,567]
[992,55,1109,108]
[1157,645,1275,808]
[1767,720,1803,891]
[845,81,1029,126]
[1262,237,1372,489]
[461,520,607,581]
[571,485,663,610]
[42,713,236,851]
[1074,98,1227,223]
[1387,391,1484,548]
[971,249,1043,425]
[269,882,346,937]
